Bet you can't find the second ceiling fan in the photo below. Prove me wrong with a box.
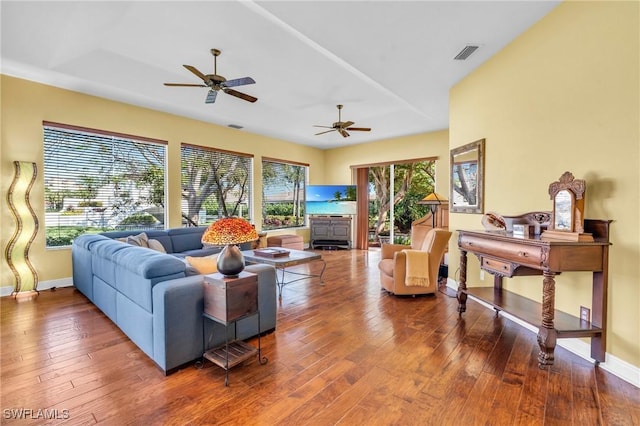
[314,104,371,138]
[164,48,257,104]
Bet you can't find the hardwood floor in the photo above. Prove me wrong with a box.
[1,249,638,425]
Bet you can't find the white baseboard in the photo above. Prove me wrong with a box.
[1,277,74,297]
[446,278,639,388]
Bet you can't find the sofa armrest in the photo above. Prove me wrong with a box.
[152,275,206,374]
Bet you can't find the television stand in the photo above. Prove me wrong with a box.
[309,217,352,250]
[312,240,351,250]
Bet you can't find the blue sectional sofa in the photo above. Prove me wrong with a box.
[71,226,277,375]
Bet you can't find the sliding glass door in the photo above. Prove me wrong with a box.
[368,159,436,246]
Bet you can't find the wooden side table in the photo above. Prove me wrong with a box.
[202,271,267,386]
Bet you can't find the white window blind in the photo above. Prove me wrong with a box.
[262,158,307,230]
[43,123,167,247]
[180,144,253,226]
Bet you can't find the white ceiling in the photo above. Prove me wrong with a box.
[1,1,560,149]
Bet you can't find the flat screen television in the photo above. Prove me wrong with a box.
[305,184,357,215]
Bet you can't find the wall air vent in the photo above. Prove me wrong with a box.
[228,124,243,129]
[454,45,480,60]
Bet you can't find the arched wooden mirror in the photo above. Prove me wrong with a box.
[542,171,593,241]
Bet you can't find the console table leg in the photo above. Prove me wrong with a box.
[537,271,557,368]
[457,250,468,316]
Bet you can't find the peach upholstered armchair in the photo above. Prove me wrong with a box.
[378,226,452,296]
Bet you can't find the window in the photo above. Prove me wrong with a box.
[262,157,307,230]
[180,144,253,226]
[43,122,167,247]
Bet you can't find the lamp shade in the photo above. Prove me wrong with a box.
[419,192,447,205]
[202,217,258,246]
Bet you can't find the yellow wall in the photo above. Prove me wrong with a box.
[0,75,325,285]
[449,1,639,368]
[322,130,450,191]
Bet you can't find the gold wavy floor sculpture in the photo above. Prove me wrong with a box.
[6,161,39,295]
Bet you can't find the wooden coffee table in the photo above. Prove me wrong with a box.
[241,249,326,298]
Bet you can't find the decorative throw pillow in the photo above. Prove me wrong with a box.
[185,254,219,274]
[127,232,149,248]
[147,238,166,253]
[182,260,200,276]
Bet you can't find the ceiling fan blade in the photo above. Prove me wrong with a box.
[342,121,355,128]
[164,83,208,87]
[313,125,334,129]
[338,129,350,138]
[183,65,211,83]
[315,129,337,136]
[223,77,256,88]
[346,127,371,132]
[223,88,258,103]
[205,90,217,104]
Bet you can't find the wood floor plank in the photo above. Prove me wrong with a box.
[512,344,551,425]
[595,366,639,425]
[485,330,536,425]
[572,362,603,426]
[1,248,636,425]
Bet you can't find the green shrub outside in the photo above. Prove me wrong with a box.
[263,202,303,230]
[46,226,107,247]
[119,213,158,225]
[78,201,103,207]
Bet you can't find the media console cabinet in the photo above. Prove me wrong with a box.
[310,216,352,249]
[456,219,611,368]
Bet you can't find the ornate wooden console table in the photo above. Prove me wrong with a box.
[456,219,611,368]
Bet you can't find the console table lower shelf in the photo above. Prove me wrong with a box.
[464,287,602,338]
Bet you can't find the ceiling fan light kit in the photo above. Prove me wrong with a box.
[313,104,372,138]
[164,48,258,104]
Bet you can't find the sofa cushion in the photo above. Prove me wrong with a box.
[116,292,153,358]
[167,227,207,253]
[73,233,110,249]
[113,246,186,279]
[92,240,130,286]
[112,247,186,312]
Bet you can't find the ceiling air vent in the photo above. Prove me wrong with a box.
[454,45,479,60]
[228,124,243,130]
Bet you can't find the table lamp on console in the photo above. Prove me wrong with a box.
[201,217,258,278]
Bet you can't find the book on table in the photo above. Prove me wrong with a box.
[252,248,289,258]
